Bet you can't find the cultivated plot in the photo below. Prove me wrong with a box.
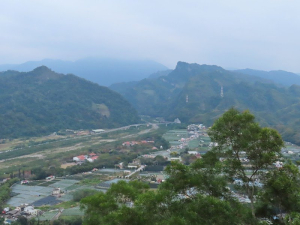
[7,180,78,207]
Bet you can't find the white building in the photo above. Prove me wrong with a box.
[24,206,38,216]
[73,155,87,162]
[174,118,181,124]
[188,151,199,155]
[92,129,105,133]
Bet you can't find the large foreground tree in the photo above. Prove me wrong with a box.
[80,108,289,224]
[81,160,253,225]
[208,108,284,217]
[260,161,300,220]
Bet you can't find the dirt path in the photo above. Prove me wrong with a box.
[52,209,64,221]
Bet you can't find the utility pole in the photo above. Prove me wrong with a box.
[220,86,224,98]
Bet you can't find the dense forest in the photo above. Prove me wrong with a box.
[111,62,300,145]
[0,66,140,138]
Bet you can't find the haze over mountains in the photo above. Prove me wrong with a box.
[0,58,168,86]
[0,66,139,138]
[234,69,300,87]
[111,61,300,145]
[2,58,300,145]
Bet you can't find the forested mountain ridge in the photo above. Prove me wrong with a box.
[0,66,140,138]
[110,61,300,145]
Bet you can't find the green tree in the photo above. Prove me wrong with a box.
[81,192,118,225]
[161,157,228,198]
[170,151,178,157]
[72,189,99,202]
[81,159,253,225]
[208,108,284,217]
[260,161,300,220]
[153,155,167,165]
[284,212,300,225]
[106,180,149,204]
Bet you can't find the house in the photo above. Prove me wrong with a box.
[170,157,182,162]
[46,175,55,180]
[128,163,139,169]
[141,154,155,159]
[24,206,38,216]
[92,129,105,134]
[209,142,218,147]
[116,162,124,169]
[52,188,61,196]
[21,180,29,185]
[73,155,87,162]
[122,141,131,147]
[6,209,20,216]
[76,131,90,136]
[274,161,283,168]
[195,153,202,159]
[17,204,28,209]
[122,141,138,147]
[87,156,98,162]
[174,118,181,124]
[187,151,198,155]
[3,207,9,213]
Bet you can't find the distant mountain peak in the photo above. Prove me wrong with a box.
[32,65,52,73]
[29,66,63,82]
[175,61,223,72]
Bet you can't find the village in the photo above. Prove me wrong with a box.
[1,122,299,224]
[0,123,211,223]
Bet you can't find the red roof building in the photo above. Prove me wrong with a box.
[73,155,87,162]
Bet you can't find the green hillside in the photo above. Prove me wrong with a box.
[0,66,140,138]
[111,62,300,145]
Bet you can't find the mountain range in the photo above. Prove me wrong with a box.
[110,61,300,145]
[0,58,168,86]
[2,60,300,144]
[234,69,300,87]
[0,66,140,138]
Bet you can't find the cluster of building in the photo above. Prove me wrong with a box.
[65,129,105,136]
[73,152,99,163]
[2,204,40,223]
[187,151,202,159]
[187,124,206,131]
[122,140,154,147]
[274,161,283,168]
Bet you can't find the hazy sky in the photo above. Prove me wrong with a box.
[1,0,300,72]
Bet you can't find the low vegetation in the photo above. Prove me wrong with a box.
[0,178,19,211]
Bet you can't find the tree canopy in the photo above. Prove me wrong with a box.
[208,108,284,217]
